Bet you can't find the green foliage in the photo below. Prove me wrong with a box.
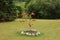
[14,2,25,18]
[0,0,17,21]
[16,6,22,18]
[14,0,28,2]
[25,0,60,19]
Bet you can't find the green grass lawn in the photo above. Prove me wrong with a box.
[0,19,60,40]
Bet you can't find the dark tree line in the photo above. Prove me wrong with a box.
[25,0,60,19]
[0,0,60,22]
[0,0,17,21]
[14,0,28,2]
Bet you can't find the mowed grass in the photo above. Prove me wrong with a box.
[0,19,60,40]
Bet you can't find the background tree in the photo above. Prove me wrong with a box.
[0,0,17,21]
[25,0,60,19]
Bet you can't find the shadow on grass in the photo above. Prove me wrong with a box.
[16,31,44,37]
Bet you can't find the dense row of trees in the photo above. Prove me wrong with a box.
[25,0,60,19]
[0,0,17,21]
[0,0,60,22]
[14,0,28,2]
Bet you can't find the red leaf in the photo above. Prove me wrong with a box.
[20,20,25,22]
[29,24,32,27]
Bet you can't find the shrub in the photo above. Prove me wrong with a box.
[25,0,60,19]
[0,0,17,22]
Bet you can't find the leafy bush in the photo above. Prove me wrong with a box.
[16,6,22,18]
[25,0,60,19]
[0,0,17,22]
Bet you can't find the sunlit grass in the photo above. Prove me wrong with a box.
[0,19,60,40]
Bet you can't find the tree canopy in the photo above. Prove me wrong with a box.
[25,0,60,19]
[0,0,17,21]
